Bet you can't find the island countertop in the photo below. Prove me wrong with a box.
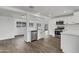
[61,30,79,36]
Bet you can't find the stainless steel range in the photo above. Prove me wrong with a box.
[55,21,64,39]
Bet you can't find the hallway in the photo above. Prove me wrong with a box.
[0,36,62,53]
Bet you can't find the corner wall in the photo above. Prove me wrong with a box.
[0,16,16,40]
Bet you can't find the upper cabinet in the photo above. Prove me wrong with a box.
[56,21,64,25]
[29,22,34,27]
[16,21,26,27]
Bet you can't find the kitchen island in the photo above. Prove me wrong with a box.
[61,31,79,53]
[61,24,79,53]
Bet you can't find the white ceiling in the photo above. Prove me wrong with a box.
[0,6,79,18]
[0,7,27,18]
[11,6,79,17]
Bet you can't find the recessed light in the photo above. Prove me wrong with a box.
[64,11,67,13]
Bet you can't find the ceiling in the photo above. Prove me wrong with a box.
[11,6,79,18]
[0,7,27,18]
[1,6,79,18]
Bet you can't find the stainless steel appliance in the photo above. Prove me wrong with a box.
[55,21,64,38]
[31,30,37,42]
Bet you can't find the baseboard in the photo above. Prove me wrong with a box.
[0,36,15,40]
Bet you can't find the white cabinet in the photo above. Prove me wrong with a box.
[61,24,79,53]
[61,33,79,53]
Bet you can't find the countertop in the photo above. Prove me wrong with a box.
[61,30,79,36]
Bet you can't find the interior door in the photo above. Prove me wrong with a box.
[31,30,37,41]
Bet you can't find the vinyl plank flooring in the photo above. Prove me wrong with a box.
[0,36,62,53]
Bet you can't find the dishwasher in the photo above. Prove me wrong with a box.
[31,30,37,42]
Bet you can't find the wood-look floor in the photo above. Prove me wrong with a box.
[0,36,62,53]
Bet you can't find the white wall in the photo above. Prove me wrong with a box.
[0,15,27,40]
[48,19,57,36]
[64,24,79,32]
[0,16,16,40]
[15,18,26,35]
